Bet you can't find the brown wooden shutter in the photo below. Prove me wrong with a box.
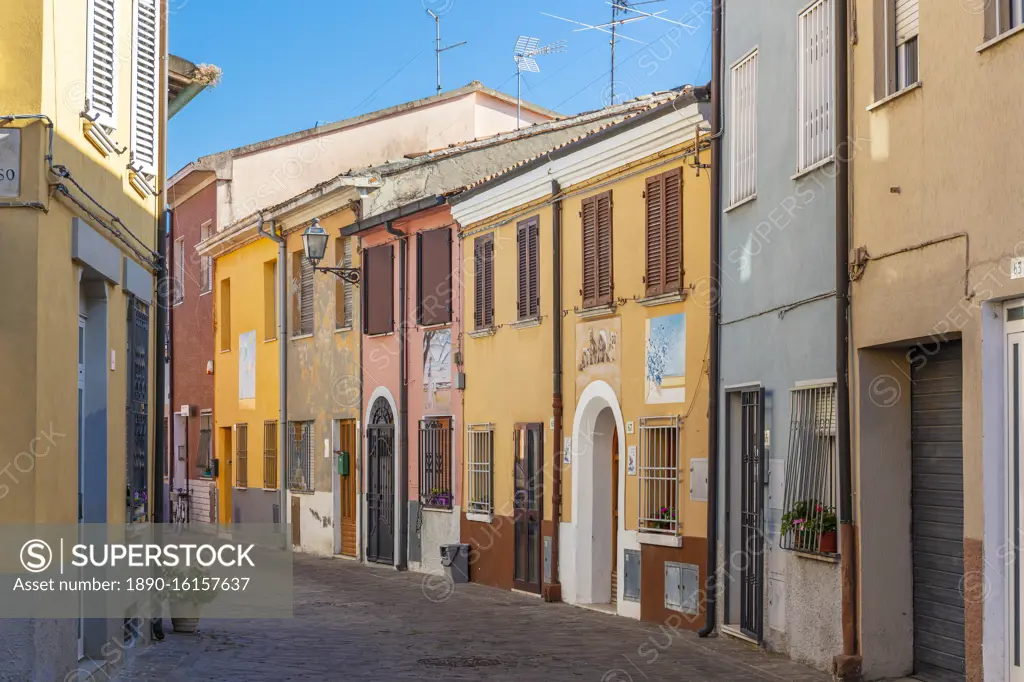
[299,255,314,335]
[474,237,485,329]
[527,219,539,318]
[662,167,683,292]
[483,235,494,326]
[517,220,528,319]
[581,196,598,309]
[363,244,394,335]
[417,228,452,326]
[596,191,613,306]
[645,175,664,297]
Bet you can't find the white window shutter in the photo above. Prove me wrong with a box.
[894,0,919,46]
[85,0,118,129]
[798,0,834,172]
[130,0,160,178]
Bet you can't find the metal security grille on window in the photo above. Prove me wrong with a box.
[235,424,248,488]
[729,50,758,205]
[798,0,833,172]
[299,257,314,336]
[467,424,494,515]
[86,0,118,129]
[198,412,212,474]
[130,0,160,177]
[126,298,149,520]
[638,416,680,534]
[419,418,453,510]
[264,420,278,489]
[780,384,838,556]
[288,421,314,492]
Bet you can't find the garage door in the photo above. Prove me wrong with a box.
[910,341,966,682]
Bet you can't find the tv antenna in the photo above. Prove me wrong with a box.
[426,8,467,95]
[544,0,690,105]
[512,36,566,129]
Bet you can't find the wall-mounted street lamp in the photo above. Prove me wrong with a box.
[302,218,360,285]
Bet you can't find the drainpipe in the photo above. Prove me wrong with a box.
[546,180,563,603]
[257,214,288,534]
[385,220,409,571]
[698,0,723,640]
[153,209,169,525]
[834,1,861,680]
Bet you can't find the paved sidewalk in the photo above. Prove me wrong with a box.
[113,554,829,682]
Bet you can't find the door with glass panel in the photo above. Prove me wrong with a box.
[1006,303,1024,682]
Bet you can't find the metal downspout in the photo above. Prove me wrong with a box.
[834,1,861,679]
[546,180,563,603]
[699,0,724,639]
[385,221,409,571]
[257,214,288,535]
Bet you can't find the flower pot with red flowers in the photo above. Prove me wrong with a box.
[781,500,838,554]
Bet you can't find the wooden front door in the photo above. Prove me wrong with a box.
[219,426,233,524]
[513,423,544,593]
[337,419,358,557]
[611,426,619,600]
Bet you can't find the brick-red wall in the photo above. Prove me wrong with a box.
[170,181,216,481]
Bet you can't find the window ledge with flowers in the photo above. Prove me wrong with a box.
[422,488,453,512]
[638,506,682,547]
[780,499,839,561]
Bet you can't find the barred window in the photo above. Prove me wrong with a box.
[198,411,213,477]
[467,424,494,516]
[288,420,314,492]
[235,423,248,488]
[263,420,278,490]
[779,383,838,556]
[638,416,680,534]
[419,417,453,510]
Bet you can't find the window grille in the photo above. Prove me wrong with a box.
[288,420,314,492]
[729,49,758,206]
[419,417,453,510]
[126,298,149,522]
[638,416,680,534]
[467,424,494,515]
[235,424,248,487]
[779,383,838,556]
[798,0,834,172]
[198,411,213,476]
[263,420,278,489]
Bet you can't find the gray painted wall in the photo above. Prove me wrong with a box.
[719,0,842,671]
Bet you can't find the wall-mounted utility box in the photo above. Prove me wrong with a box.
[337,451,350,476]
[454,372,466,390]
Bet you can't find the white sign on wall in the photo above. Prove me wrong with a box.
[1012,257,1024,280]
[0,129,21,198]
[563,437,571,464]
[627,445,637,475]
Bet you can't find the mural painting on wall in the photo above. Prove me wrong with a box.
[645,313,686,404]
[575,317,621,398]
[239,330,256,407]
[423,329,452,415]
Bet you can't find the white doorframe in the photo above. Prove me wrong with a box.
[1005,301,1024,682]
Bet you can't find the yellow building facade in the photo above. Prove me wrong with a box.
[451,91,712,626]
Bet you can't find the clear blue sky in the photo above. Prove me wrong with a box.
[168,0,713,173]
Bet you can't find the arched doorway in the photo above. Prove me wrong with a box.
[570,380,627,610]
[366,396,395,564]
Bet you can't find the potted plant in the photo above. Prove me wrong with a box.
[425,487,452,508]
[164,565,219,634]
[781,500,838,553]
[651,507,675,531]
[126,485,147,523]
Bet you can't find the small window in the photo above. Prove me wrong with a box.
[417,228,453,326]
[263,260,277,341]
[729,49,758,206]
[173,238,185,305]
[581,191,613,309]
[292,251,314,336]
[473,234,494,329]
[335,237,354,330]
[419,417,453,510]
[198,411,213,477]
[638,416,680,534]
[287,420,314,492]
[263,420,278,490]
[644,170,683,297]
[877,0,919,98]
[985,0,1024,39]
[467,424,494,515]
[798,0,834,171]
[234,423,248,488]
[219,278,231,351]
[362,244,394,335]
[779,383,838,556]
[516,218,540,320]
[199,221,213,294]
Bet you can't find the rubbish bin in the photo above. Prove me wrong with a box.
[440,543,470,584]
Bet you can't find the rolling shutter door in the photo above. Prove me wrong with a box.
[911,341,966,682]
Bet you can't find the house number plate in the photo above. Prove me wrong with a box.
[0,129,20,198]
[1012,257,1024,280]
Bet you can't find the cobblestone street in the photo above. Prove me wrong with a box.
[113,555,828,682]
